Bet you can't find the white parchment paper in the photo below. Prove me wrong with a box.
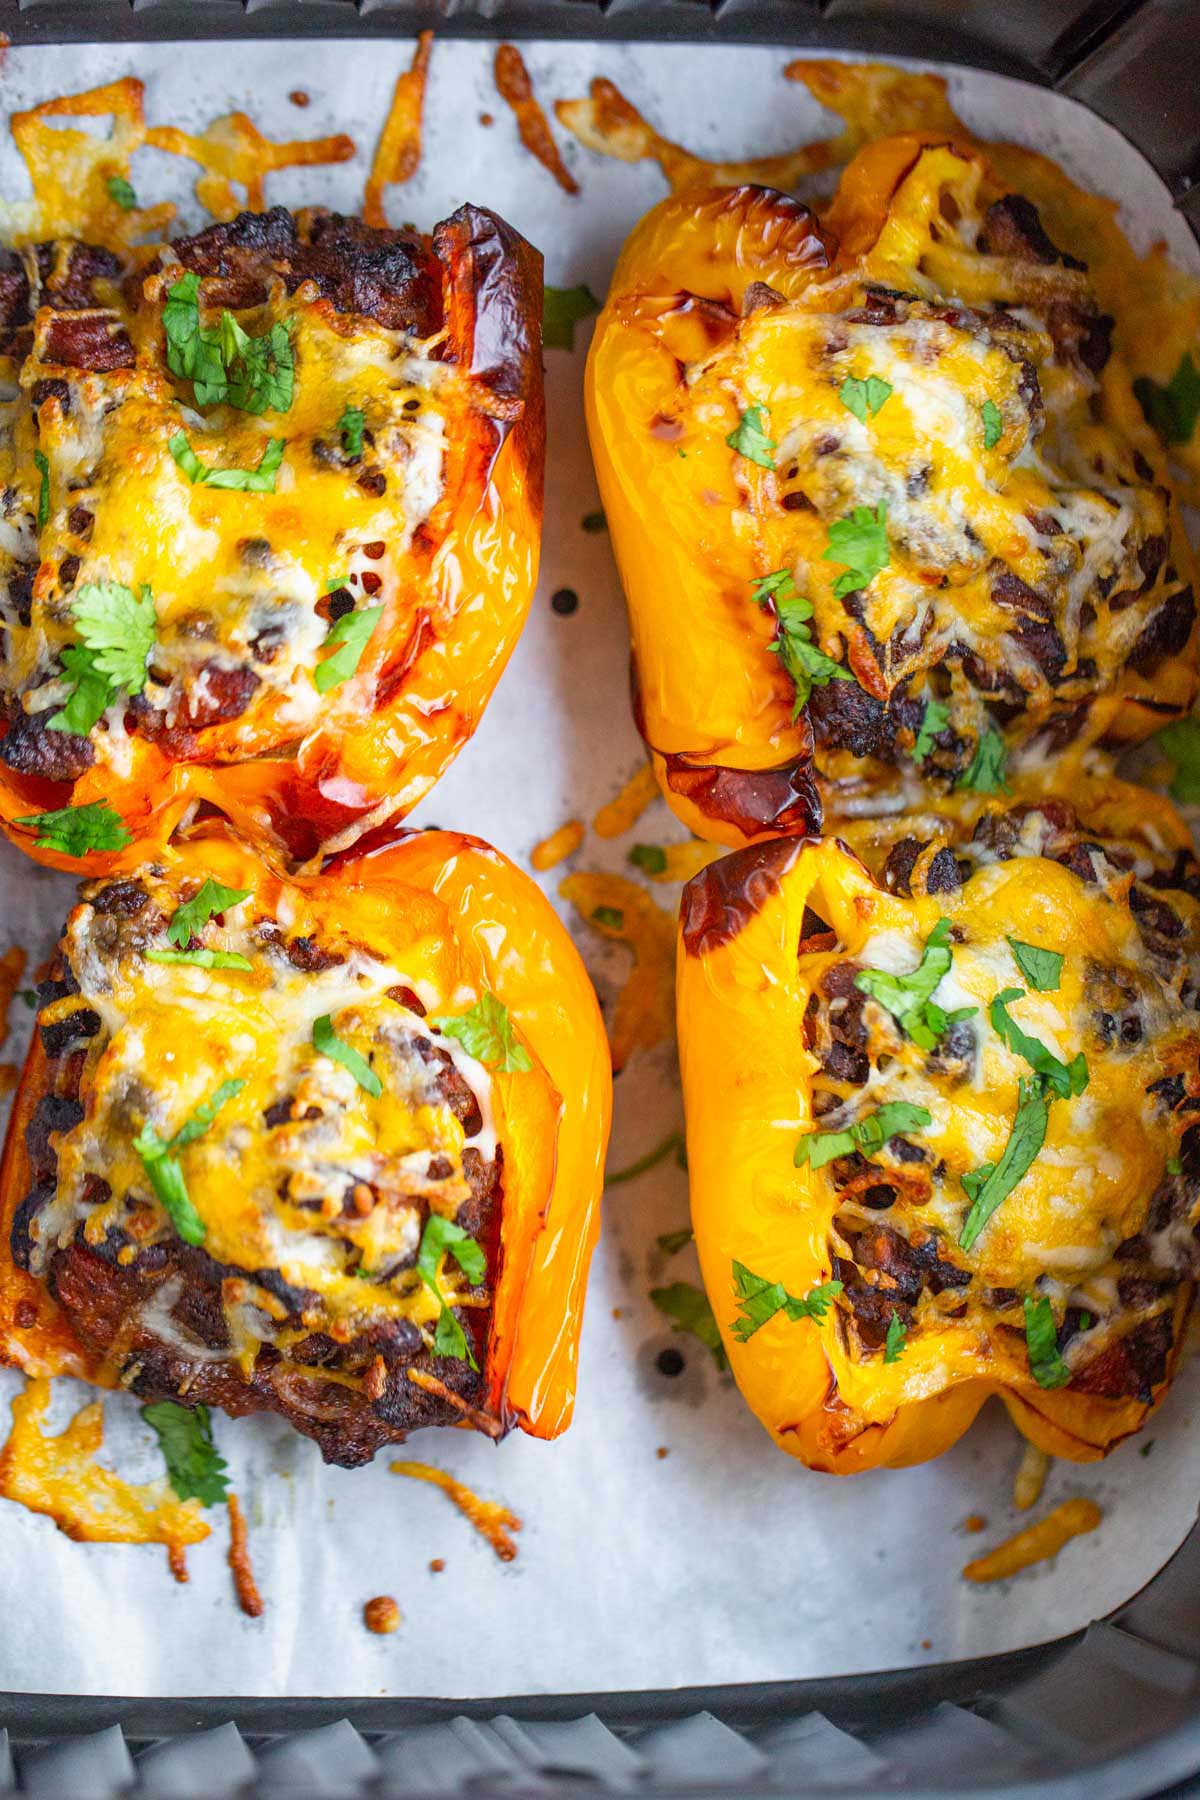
[0,38,1195,1698]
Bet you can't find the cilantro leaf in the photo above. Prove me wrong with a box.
[16,802,131,856]
[913,696,951,763]
[657,1226,693,1255]
[542,284,599,351]
[839,375,892,423]
[312,605,384,695]
[168,1078,246,1151]
[731,1261,842,1342]
[606,1131,686,1187]
[823,502,889,599]
[981,399,1003,449]
[989,987,1088,1100]
[33,448,49,530]
[650,1281,728,1371]
[752,569,851,716]
[1152,716,1200,805]
[854,917,976,1051]
[794,1101,932,1171]
[956,725,1009,794]
[1024,1294,1071,1389]
[883,1313,907,1364]
[145,948,253,972]
[959,1076,1049,1250]
[593,905,624,928]
[337,405,366,458]
[164,274,293,414]
[142,1400,229,1506]
[70,580,157,696]
[312,1014,383,1098]
[167,877,251,948]
[107,174,137,211]
[169,430,285,493]
[430,993,532,1073]
[48,645,112,736]
[629,843,667,875]
[726,404,775,469]
[1007,937,1063,993]
[1134,353,1200,447]
[163,273,227,405]
[133,1078,245,1246]
[417,1213,485,1371]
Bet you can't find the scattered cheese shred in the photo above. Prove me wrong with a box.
[531,819,584,871]
[559,872,675,1072]
[146,112,355,223]
[0,77,174,248]
[0,1379,209,1562]
[227,1492,263,1618]
[363,31,434,227]
[962,1498,1102,1583]
[494,44,579,196]
[391,1460,522,1562]
[593,763,659,839]
[1014,1442,1050,1512]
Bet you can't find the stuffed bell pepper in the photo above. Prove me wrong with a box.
[0,820,610,1464]
[0,202,543,870]
[587,141,1196,846]
[677,780,1200,1470]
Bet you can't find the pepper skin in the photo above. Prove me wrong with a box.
[676,779,1200,1470]
[0,820,610,1460]
[587,144,1197,848]
[0,204,544,872]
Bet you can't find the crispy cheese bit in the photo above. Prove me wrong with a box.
[559,873,675,1073]
[390,1460,521,1563]
[0,946,26,1053]
[962,1498,1102,1584]
[363,31,434,227]
[364,1594,401,1634]
[783,60,962,155]
[1014,1442,1050,1512]
[0,1378,209,1558]
[226,1493,263,1618]
[592,763,659,839]
[0,77,175,248]
[494,45,579,197]
[146,112,354,223]
[531,819,584,871]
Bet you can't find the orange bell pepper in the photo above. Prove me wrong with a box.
[0,818,610,1457]
[676,780,1199,1470]
[587,144,1197,849]
[0,204,544,873]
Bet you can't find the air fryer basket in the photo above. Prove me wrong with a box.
[0,1,1198,1793]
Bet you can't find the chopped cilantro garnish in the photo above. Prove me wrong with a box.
[752,569,851,716]
[731,1261,842,1343]
[956,725,1009,794]
[33,448,49,530]
[726,404,775,469]
[312,1014,383,1098]
[913,696,951,763]
[143,1400,229,1506]
[1024,1294,1071,1389]
[169,430,285,492]
[981,399,1004,450]
[107,174,137,211]
[959,1076,1049,1251]
[989,988,1088,1100]
[167,877,251,948]
[312,605,384,695]
[337,404,366,458]
[163,272,294,414]
[629,843,668,875]
[593,905,624,929]
[70,581,157,696]
[839,375,892,423]
[145,948,253,972]
[542,284,599,351]
[1168,1154,1183,1176]
[606,1131,686,1187]
[48,646,113,737]
[794,1101,932,1171]
[417,1213,486,1370]
[1134,352,1200,447]
[163,272,227,404]
[823,502,889,599]
[133,1078,245,1246]
[430,993,532,1073]
[650,1281,728,1371]
[16,802,131,857]
[855,918,975,1051]
[1152,716,1200,805]
[1007,938,1063,993]
[883,1313,907,1364]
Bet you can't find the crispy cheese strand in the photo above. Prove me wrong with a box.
[962,1499,1102,1583]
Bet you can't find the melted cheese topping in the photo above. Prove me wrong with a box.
[30,869,496,1346]
[0,276,450,761]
